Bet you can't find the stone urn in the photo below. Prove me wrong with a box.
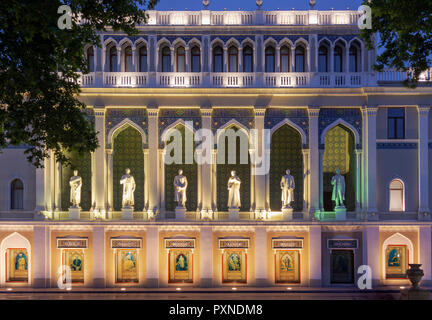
[406,264,424,290]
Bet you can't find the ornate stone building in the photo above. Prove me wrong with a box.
[0,5,432,288]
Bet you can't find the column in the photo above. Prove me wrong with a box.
[290,46,295,72]
[201,109,213,217]
[146,226,159,287]
[275,46,281,72]
[318,149,324,211]
[253,109,267,216]
[309,225,322,286]
[418,106,430,216]
[33,226,50,288]
[308,107,320,217]
[302,149,310,215]
[329,45,334,73]
[94,108,106,215]
[54,161,61,212]
[355,149,362,215]
[255,227,268,286]
[249,149,256,213]
[147,109,159,215]
[132,46,136,72]
[200,226,213,287]
[170,47,174,72]
[238,47,243,73]
[365,106,378,215]
[265,149,270,211]
[143,149,150,211]
[223,46,228,72]
[185,46,190,72]
[44,153,53,214]
[116,46,121,72]
[93,226,106,288]
[363,226,380,287]
[106,149,113,215]
[419,226,432,285]
[212,149,218,213]
[34,166,45,215]
[159,149,165,214]
[196,149,202,212]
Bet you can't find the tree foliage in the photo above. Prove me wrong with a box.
[0,0,158,167]
[360,0,432,88]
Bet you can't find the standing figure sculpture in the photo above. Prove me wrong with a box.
[174,169,188,207]
[331,168,346,208]
[280,169,295,209]
[227,170,241,209]
[120,168,136,208]
[69,170,82,208]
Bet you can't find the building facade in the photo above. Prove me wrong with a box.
[1,6,432,289]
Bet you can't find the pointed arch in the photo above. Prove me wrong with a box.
[320,118,360,145]
[134,37,148,48]
[382,232,414,278]
[210,37,224,48]
[241,37,255,48]
[333,37,348,47]
[318,37,332,47]
[118,37,133,48]
[264,37,277,48]
[172,37,187,49]
[225,37,241,49]
[107,118,147,148]
[103,37,118,47]
[187,37,202,47]
[270,119,307,145]
[160,119,196,143]
[216,119,250,143]
[0,232,31,285]
[294,37,309,48]
[156,37,171,48]
[278,37,294,48]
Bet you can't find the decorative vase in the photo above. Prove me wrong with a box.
[406,264,424,289]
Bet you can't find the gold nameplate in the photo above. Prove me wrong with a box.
[57,238,88,249]
[272,239,303,249]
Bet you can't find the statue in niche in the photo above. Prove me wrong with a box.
[120,168,136,208]
[227,170,241,209]
[69,170,82,208]
[331,168,346,208]
[174,169,188,207]
[280,169,295,209]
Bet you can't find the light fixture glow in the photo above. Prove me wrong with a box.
[121,288,126,291]
[232,287,237,291]
[6,288,12,291]
[287,287,292,290]
[176,287,182,291]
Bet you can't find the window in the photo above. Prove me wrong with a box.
[161,46,171,72]
[265,46,275,73]
[176,46,186,72]
[86,47,94,72]
[387,108,405,139]
[295,46,305,72]
[280,46,290,72]
[334,46,343,72]
[389,179,404,211]
[213,46,223,72]
[228,46,238,72]
[349,46,359,72]
[124,46,133,72]
[243,45,253,72]
[191,46,201,72]
[11,179,23,210]
[109,46,117,72]
[139,46,147,72]
[318,46,328,72]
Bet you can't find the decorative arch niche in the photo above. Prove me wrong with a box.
[0,232,31,285]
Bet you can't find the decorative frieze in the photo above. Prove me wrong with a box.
[218,238,250,249]
[272,238,304,249]
[56,238,88,249]
[110,238,142,249]
[165,238,196,249]
[327,239,358,249]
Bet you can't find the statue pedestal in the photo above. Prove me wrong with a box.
[335,206,347,220]
[121,207,133,220]
[282,207,294,221]
[400,288,431,300]
[175,206,187,220]
[69,207,80,220]
[228,208,239,220]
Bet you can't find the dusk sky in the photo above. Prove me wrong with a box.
[154,0,365,11]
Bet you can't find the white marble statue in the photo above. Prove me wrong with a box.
[281,169,295,209]
[331,168,346,208]
[69,170,82,208]
[174,169,188,207]
[227,170,241,209]
[120,168,136,208]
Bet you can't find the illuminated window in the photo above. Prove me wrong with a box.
[243,45,253,72]
[213,45,223,72]
[86,47,94,72]
[176,46,186,72]
[387,108,405,139]
[190,46,201,72]
[161,46,171,72]
[280,46,290,72]
[139,46,147,72]
[389,179,404,212]
[265,46,275,73]
[11,179,23,210]
[228,46,238,72]
[124,46,132,72]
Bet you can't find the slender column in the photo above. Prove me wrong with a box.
[200,226,213,287]
[132,46,136,72]
[302,149,310,215]
[159,149,166,214]
[146,226,159,287]
[365,106,378,215]
[90,151,96,211]
[355,149,362,215]
[419,226,432,285]
[185,46,190,72]
[93,226,106,288]
[196,149,202,212]
[200,109,213,217]
[290,46,295,72]
[147,109,159,215]
[44,153,53,213]
[255,227,268,286]
[363,226,380,287]
[223,47,228,72]
[265,149,270,211]
[106,149,113,215]
[212,149,218,213]
[249,149,256,213]
[50,152,56,212]
[318,149,324,211]
[361,43,365,72]
[116,47,121,72]
[143,149,150,211]
[253,109,267,216]
[33,226,50,288]
[329,45,334,73]
[238,48,243,73]
[170,47,174,72]
[35,166,45,213]
[309,225,322,286]
[275,46,281,72]
[308,107,320,216]
[418,106,430,216]
[54,161,61,212]
[94,108,107,215]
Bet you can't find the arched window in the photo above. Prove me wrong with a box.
[295,46,305,72]
[334,45,343,72]
[228,46,238,72]
[11,179,24,210]
[161,46,171,72]
[190,46,201,72]
[86,47,94,72]
[389,179,404,211]
[318,46,328,72]
[265,46,275,73]
[349,46,359,72]
[280,45,290,72]
[176,46,186,72]
[213,45,223,72]
[124,46,132,72]
[109,46,117,72]
[139,46,147,72]
[243,45,253,72]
